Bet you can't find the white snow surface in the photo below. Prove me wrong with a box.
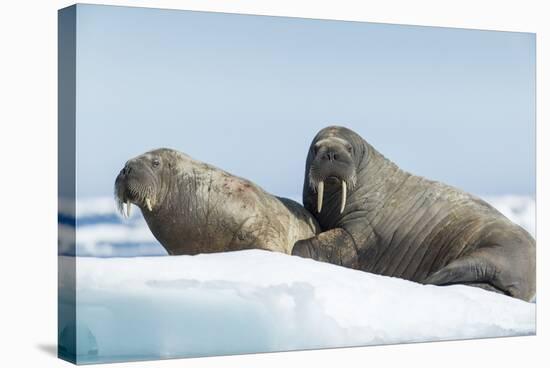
[61,250,535,362]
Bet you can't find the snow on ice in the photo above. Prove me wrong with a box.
[59,250,535,363]
[57,195,536,363]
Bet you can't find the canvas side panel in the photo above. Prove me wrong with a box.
[58,4,77,365]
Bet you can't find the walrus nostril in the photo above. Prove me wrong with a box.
[323,152,337,161]
[122,165,132,175]
[321,152,332,161]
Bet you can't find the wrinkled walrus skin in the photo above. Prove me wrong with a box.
[292,126,535,301]
[115,148,319,255]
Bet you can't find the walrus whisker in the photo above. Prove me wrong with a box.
[115,199,124,217]
[308,170,319,192]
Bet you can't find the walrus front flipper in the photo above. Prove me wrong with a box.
[422,254,506,295]
[292,228,359,269]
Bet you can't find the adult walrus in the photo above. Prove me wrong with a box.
[292,126,535,301]
[115,148,319,255]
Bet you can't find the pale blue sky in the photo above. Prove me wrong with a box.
[72,4,535,198]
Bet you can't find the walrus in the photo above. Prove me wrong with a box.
[115,148,319,255]
[291,126,536,301]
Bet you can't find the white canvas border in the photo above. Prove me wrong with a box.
[0,1,547,367]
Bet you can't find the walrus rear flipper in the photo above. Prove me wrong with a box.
[464,283,506,295]
[422,255,507,295]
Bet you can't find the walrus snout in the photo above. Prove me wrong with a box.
[114,158,157,218]
[308,138,357,214]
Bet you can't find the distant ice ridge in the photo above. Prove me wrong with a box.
[483,195,535,236]
[59,250,535,363]
[58,197,166,257]
[59,195,535,257]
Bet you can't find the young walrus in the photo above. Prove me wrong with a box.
[115,148,319,255]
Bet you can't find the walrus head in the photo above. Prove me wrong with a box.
[306,126,365,214]
[114,149,173,217]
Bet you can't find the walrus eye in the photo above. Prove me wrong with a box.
[152,158,160,168]
[346,145,353,154]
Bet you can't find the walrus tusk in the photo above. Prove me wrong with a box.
[340,181,347,214]
[126,200,131,218]
[317,181,324,213]
[146,198,153,212]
